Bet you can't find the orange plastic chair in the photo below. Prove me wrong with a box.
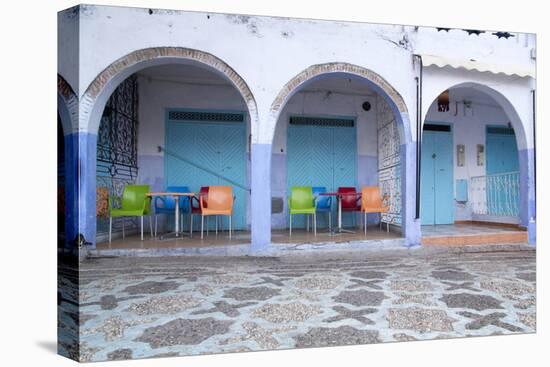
[200,186,234,239]
[360,186,389,235]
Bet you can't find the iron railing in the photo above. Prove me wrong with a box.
[470,171,520,217]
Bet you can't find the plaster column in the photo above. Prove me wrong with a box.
[64,132,98,250]
[519,148,536,245]
[250,143,272,253]
[400,141,422,246]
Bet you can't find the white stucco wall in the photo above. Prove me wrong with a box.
[58,4,535,149]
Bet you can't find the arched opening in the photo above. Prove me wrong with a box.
[268,64,414,246]
[420,83,530,244]
[83,48,258,250]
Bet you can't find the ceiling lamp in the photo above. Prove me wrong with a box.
[437,90,450,112]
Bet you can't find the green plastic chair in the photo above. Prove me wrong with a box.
[109,184,153,242]
[288,186,317,237]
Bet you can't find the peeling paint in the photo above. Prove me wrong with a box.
[225,14,263,38]
[281,30,294,38]
[79,4,96,18]
[61,5,80,19]
[226,14,251,24]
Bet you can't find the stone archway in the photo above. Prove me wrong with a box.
[422,82,535,241]
[250,62,419,252]
[268,62,410,144]
[57,74,78,134]
[75,47,260,248]
[80,47,259,139]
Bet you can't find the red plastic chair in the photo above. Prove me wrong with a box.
[190,186,209,237]
[338,187,361,212]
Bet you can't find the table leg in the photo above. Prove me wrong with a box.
[159,195,189,240]
[174,196,180,236]
[338,196,342,231]
[336,195,355,234]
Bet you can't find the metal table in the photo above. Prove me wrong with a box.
[146,192,195,239]
[319,192,361,234]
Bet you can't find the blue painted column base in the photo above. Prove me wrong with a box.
[519,148,536,246]
[401,142,421,247]
[250,143,272,253]
[64,132,98,250]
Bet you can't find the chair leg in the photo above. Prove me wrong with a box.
[289,214,292,237]
[387,221,389,233]
[109,217,112,243]
[216,216,218,235]
[380,213,382,230]
[306,215,309,232]
[149,215,153,239]
[140,216,144,241]
[364,212,367,235]
[201,215,204,239]
[229,215,232,240]
[190,214,194,238]
[313,213,317,236]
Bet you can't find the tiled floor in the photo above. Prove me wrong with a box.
[421,223,524,237]
[95,223,527,251]
[421,223,527,246]
[60,249,536,362]
[96,226,401,250]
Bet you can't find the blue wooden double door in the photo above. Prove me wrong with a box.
[486,126,520,216]
[286,123,357,228]
[164,112,247,230]
[421,125,454,225]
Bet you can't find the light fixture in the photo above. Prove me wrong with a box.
[437,90,450,112]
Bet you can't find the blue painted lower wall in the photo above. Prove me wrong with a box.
[251,143,272,252]
[137,155,164,192]
[519,148,536,245]
[64,132,98,249]
[271,152,380,229]
[401,142,421,247]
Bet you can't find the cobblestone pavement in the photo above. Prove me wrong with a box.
[60,250,536,362]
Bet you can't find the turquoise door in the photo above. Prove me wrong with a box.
[165,112,247,230]
[486,126,519,216]
[287,122,357,228]
[486,127,519,175]
[421,126,454,225]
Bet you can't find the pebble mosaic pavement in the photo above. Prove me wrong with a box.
[58,250,536,362]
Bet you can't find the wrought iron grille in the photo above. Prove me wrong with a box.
[470,171,520,217]
[96,75,139,236]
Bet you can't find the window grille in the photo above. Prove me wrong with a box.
[168,110,245,123]
[289,116,355,128]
